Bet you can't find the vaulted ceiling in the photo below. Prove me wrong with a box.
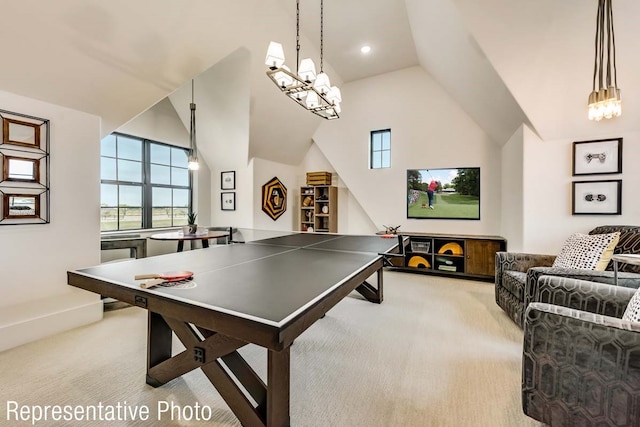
[1,0,638,165]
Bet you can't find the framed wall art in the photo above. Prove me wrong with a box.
[221,171,235,190]
[0,109,50,225]
[261,177,287,220]
[572,179,621,215]
[572,138,622,176]
[221,192,236,211]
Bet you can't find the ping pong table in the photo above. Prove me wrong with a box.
[67,231,402,427]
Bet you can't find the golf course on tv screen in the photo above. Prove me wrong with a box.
[407,168,480,220]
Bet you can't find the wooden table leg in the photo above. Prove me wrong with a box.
[355,267,383,303]
[202,239,209,249]
[267,347,291,427]
[146,312,173,387]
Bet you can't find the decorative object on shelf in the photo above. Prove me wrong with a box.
[410,240,430,253]
[187,212,198,234]
[306,171,332,186]
[438,242,464,256]
[265,0,341,120]
[188,79,200,170]
[221,170,235,190]
[587,0,621,121]
[0,109,50,225]
[262,177,287,220]
[408,255,430,269]
[572,138,622,175]
[221,192,236,211]
[572,179,621,215]
[321,205,329,214]
[383,225,401,235]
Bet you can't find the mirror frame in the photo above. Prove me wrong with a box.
[3,193,40,219]
[2,118,41,148]
[2,155,39,182]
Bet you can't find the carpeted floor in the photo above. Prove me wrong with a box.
[0,272,540,426]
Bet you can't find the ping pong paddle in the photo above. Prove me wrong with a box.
[135,271,194,288]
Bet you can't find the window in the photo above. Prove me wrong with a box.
[370,129,391,169]
[100,133,191,231]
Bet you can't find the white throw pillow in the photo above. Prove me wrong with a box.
[622,288,640,322]
[552,232,620,270]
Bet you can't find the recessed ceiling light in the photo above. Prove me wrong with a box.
[360,45,371,54]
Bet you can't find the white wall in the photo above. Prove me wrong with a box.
[118,98,190,148]
[252,158,299,231]
[168,48,252,229]
[0,90,103,351]
[299,143,377,234]
[522,130,640,254]
[500,126,525,251]
[313,66,502,236]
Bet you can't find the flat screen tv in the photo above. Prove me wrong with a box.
[407,168,480,220]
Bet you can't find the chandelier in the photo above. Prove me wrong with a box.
[188,79,199,170]
[588,0,621,121]
[265,0,342,120]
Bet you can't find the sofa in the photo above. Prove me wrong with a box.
[495,225,640,327]
[522,275,640,426]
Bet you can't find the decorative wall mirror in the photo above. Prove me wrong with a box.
[3,156,39,182]
[0,109,50,225]
[2,118,41,148]
[3,194,39,219]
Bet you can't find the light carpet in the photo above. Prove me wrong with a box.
[0,272,540,426]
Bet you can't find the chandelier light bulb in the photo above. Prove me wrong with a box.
[188,155,200,170]
[298,58,317,83]
[265,42,285,69]
[305,91,319,109]
[313,72,332,95]
[290,90,308,102]
[328,86,342,104]
[275,65,293,88]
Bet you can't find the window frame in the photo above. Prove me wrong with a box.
[370,129,391,169]
[100,132,192,232]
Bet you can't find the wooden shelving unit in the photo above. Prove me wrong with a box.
[299,185,337,233]
[392,232,506,281]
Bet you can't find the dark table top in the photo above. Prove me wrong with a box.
[71,233,400,327]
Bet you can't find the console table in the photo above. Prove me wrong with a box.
[100,235,147,259]
[390,232,507,282]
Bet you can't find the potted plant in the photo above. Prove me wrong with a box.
[187,212,198,234]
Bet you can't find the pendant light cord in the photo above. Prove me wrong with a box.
[320,0,324,73]
[296,0,300,74]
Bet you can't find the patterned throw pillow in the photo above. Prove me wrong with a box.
[552,232,620,270]
[622,288,640,322]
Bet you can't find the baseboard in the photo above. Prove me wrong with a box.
[0,293,104,353]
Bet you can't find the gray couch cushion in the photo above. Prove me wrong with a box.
[502,271,526,300]
[590,225,640,273]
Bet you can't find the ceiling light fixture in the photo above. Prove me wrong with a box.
[188,79,200,170]
[588,0,621,121]
[265,0,341,120]
[360,45,371,54]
